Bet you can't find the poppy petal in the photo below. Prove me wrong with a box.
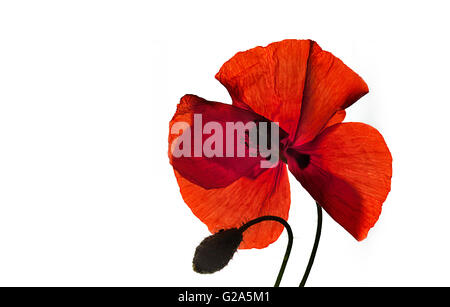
[216,39,311,138]
[169,94,285,189]
[286,123,392,241]
[216,39,367,145]
[293,43,368,145]
[322,110,346,131]
[174,163,291,249]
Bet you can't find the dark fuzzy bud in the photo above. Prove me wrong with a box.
[192,228,243,274]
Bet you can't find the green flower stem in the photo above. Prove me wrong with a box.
[239,215,293,287]
[299,202,322,287]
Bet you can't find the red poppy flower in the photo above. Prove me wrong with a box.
[168,39,392,249]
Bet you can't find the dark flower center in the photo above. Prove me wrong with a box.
[286,148,310,169]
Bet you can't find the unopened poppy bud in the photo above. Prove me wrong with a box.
[192,228,243,274]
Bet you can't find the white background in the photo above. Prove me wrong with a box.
[0,1,449,286]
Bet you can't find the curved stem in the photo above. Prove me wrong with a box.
[239,215,293,287]
[299,202,322,287]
